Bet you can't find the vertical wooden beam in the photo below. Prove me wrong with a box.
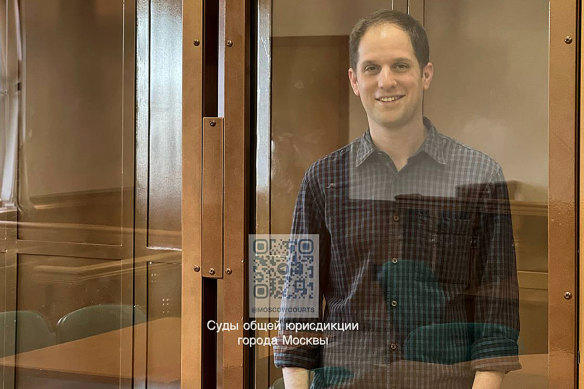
[549,0,578,387]
[579,0,584,386]
[222,0,250,386]
[182,0,204,387]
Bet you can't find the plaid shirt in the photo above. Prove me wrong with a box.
[274,118,520,389]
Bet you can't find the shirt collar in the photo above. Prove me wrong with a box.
[354,116,446,168]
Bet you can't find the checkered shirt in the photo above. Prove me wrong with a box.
[273,117,521,389]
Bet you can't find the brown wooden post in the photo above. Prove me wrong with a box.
[181,0,204,387]
[222,0,250,386]
[549,0,579,387]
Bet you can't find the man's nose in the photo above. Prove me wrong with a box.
[378,67,397,89]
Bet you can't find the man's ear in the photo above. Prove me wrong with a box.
[422,62,434,90]
[348,68,360,96]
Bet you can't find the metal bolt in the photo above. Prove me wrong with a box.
[226,268,233,275]
[209,268,215,275]
[564,36,573,44]
[564,291,572,300]
[193,265,200,272]
[226,40,233,47]
[193,39,200,46]
[209,120,216,127]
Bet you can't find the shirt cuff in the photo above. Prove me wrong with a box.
[470,337,521,372]
[273,333,320,369]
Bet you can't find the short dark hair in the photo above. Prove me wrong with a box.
[349,9,429,71]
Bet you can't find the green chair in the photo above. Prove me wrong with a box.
[56,304,146,343]
[0,310,56,357]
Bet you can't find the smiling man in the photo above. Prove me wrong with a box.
[274,10,520,389]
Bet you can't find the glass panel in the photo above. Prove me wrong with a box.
[15,254,132,388]
[147,261,181,387]
[257,1,550,387]
[0,0,182,388]
[423,1,548,387]
[148,0,182,250]
[18,0,124,245]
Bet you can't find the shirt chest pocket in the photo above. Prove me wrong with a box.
[417,211,476,284]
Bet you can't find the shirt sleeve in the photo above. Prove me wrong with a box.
[469,166,521,372]
[273,165,331,370]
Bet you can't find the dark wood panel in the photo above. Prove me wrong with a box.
[270,36,349,235]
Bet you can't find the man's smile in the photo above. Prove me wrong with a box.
[376,95,405,102]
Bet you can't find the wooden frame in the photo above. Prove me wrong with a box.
[221,0,250,387]
[549,0,579,387]
[181,0,204,387]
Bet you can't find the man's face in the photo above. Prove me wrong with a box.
[348,23,433,132]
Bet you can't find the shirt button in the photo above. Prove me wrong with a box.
[391,257,398,264]
[391,300,398,307]
[392,215,400,222]
[390,343,398,350]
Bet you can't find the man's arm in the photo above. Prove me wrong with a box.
[283,367,310,389]
[472,370,504,389]
[469,166,521,374]
[274,165,330,378]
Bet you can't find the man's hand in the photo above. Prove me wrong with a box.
[282,367,310,389]
[472,370,504,389]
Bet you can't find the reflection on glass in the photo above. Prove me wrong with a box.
[0,0,19,206]
[0,1,182,388]
[264,1,549,388]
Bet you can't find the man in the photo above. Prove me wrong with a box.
[274,10,520,389]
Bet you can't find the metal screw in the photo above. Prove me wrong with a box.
[226,268,232,275]
[564,291,572,300]
[564,36,573,44]
[209,268,215,275]
[226,40,233,47]
[209,120,216,127]
[193,39,200,46]
[193,265,200,272]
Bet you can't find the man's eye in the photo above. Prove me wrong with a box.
[394,63,409,71]
[364,65,378,72]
